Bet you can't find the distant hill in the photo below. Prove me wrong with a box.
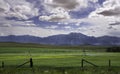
[0,33,120,46]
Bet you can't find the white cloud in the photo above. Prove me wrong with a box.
[0,33,4,36]
[0,0,120,37]
[0,27,69,37]
[0,0,39,27]
[39,7,70,22]
[45,25,58,29]
[64,15,120,37]
[0,0,10,13]
[89,0,120,17]
[7,4,39,20]
[64,26,71,29]
[88,0,120,36]
[0,0,39,20]
[39,0,101,23]
[0,17,36,27]
[39,13,70,22]
[76,23,80,26]
[89,0,98,3]
[40,0,89,22]
[85,0,120,37]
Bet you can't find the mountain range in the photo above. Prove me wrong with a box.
[0,33,120,46]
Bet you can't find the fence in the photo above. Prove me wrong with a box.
[1,58,112,68]
[1,58,33,68]
[0,58,117,74]
[81,59,113,70]
[81,59,98,68]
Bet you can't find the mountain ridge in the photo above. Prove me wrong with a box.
[0,33,120,46]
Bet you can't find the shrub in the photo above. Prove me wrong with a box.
[106,47,120,52]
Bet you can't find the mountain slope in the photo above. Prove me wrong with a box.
[0,33,120,45]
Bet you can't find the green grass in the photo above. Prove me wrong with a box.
[0,42,120,74]
[0,52,120,67]
[0,67,120,74]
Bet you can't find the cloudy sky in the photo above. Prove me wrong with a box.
[0,0,120,37]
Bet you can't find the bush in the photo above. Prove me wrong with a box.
[106,47,120,52]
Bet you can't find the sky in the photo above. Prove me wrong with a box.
[0,0,120,37]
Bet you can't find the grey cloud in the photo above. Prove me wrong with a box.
[53,0,70,4]
[98,6,120,16]
[48,3,79,10]
[53,0,79,10]
[46,0,86,10]
[0,8,5,12]
[49,17,67,22]
[107,26,113,29]
[107,26,118,31]
[109,22,120,25]
[0,23,12,27]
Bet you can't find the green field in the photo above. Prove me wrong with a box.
[0,42,120,74]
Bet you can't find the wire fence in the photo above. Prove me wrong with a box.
[1,58,120,74]
[1,58,114,68]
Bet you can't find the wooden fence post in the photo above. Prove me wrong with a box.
[30,58,33,68]
[2,61,4,68]
[62,69,65,74]
[109,59,111,67]
[81,59,84,68]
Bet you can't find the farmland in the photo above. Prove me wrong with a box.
[0,42,120,74]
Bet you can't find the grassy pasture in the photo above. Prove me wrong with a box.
[0,42,120,74]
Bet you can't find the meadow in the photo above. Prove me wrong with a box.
[0,42,120,74]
